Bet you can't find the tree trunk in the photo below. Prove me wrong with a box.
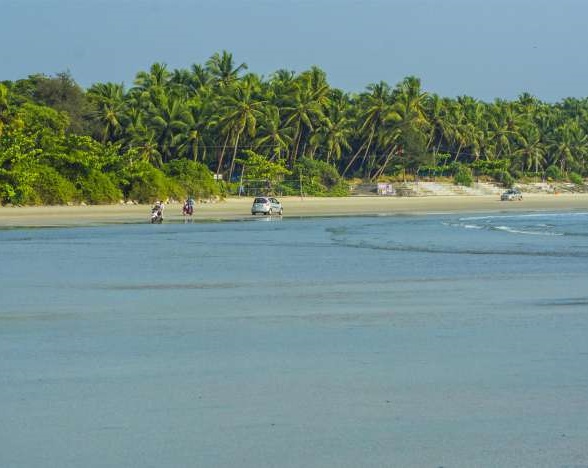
[453,142,463,163]
[360,129,375,168]
[342,140,366,176]
[228,131,242,183]
[289,123,302,167]
[216,132,230,176]
[370,146,396,182]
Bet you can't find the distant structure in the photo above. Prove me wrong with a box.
[377,183,396,196]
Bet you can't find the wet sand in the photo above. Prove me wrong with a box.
[1,193,588,227]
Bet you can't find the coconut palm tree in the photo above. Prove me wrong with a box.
[147,93,192,163]
[513,124,546,174]
[549,119,588,173]
[217,81,265,180]
[389,76,429,141]
[487,100,524,161]
[312,113,352,165]
[343,81,391,176]
[173,101,210,162]
[133,63,171,93]
[283,85,324,165]
[190,64,213,90]
[206,50,248,88]
[86,82,126,143]
[424,94,453,163]
[268,69,296,104]
[255,106,293,160]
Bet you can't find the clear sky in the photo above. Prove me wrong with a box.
[3,0,587,102]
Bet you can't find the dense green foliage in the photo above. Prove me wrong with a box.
[1,52,587,205]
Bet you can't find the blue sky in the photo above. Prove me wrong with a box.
[3,0,587,102]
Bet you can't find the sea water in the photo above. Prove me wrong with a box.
[1,212,587,467]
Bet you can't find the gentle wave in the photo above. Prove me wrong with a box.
[492,225,564,236]
[97,282,245,290]
[459,212,588,222]
[332,239,588,257]
[536,297,588,307]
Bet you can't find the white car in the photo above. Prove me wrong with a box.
[501,188,523,201]
[251,196,283,215]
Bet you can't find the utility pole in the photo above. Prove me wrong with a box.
[299,173,304,200]
[239,166,245,197]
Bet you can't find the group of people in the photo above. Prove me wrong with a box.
[150,197,196,223]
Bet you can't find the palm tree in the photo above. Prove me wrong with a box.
[131,129,163,167]
[190,64,213,89]
[134,63,171,92]
[206,50,248,88]
[217,81,265,180]
[424,94,452,164]
[269,69,296,101]
[169,68,199,99]
[487,100,524,161]
[174,101,209,162]
[147,93,192,163]
[255,106,293,160]
[343,81,391,176]
[310,91,352,165]
[86,82,126,143]
[513,124,546,174]
[299,66,331,108]
[549,119,588,173]
[379,77,430,175]
[283,85,324,165]
[312,114,352,165]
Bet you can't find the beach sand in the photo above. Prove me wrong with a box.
[1,193,588,227]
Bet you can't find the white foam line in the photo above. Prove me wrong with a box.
[494,226,563,236]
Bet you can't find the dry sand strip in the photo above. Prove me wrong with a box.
[1,194,588,228]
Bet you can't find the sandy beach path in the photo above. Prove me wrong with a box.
[1,194,588,227]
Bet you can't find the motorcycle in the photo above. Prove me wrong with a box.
[182,203,194,216]
[150,207,163,224]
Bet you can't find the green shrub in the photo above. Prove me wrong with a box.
[326,180,350,196]
[453,165,473,187]
[569,172,584,185]
[32,165,77,205]
[545,165,563,181]
[493,170,515,188]
[77,170,123,204]
[126,162,185,203]
[163,159,220,199]
[0,182,16,205]
[1,169,40,205]
[293,158,347,196]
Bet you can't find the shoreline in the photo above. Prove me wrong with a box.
[1,193,588,228]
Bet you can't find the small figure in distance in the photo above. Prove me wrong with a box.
[182,196,195,222]
[151,200,164,224]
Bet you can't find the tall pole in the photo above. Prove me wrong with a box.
[239,166,245,197]
[299,173,303,200]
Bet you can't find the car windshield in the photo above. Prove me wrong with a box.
[254,198,268,203]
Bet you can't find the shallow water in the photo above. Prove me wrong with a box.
[1,212,588,467]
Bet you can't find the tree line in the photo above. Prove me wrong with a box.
[1,50,587,205]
